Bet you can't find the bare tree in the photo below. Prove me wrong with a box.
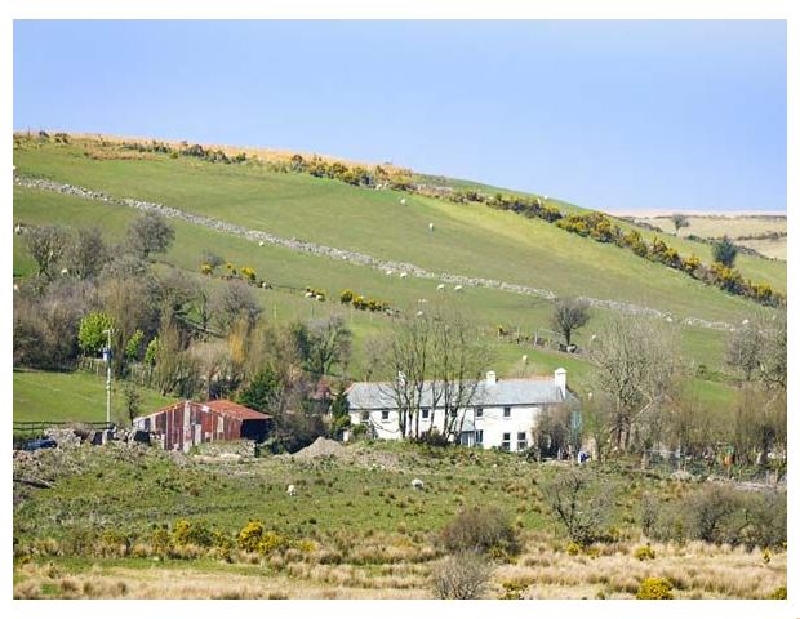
[126,211,175,260]
[305,315,353,378]
[211,280,262,334]
[65,226,109,280]
[375,304,489,440]
[590,314,680,452]
[428,304,490,441]
[726,312,786,386]
[550,297,591,347]
[670,213,690,235]
[24,225,70,279]
[542,468,613,546]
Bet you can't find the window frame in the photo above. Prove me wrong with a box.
[517,431,528,451]
[475,407,484,419]
[381,410,389,421]
[503,406,512,419]
[501,432,511,451]
[475,429,484,447]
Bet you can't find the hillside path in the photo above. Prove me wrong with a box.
[15,175,735,331]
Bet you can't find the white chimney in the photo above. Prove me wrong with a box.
[554,368,566,398]
[485,370,496,386]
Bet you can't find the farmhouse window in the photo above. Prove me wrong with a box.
[502,432,511,451]
[476,429,484,447]
[361,411,369,422]
[517,432,528,451]
[503,407,511,418]
[421,408,429,419]
[381,410,389,421]
[475,407,483,419]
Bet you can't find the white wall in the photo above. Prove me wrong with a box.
[349,405,544,451]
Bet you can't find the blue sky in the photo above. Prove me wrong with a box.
[13,19,787,212]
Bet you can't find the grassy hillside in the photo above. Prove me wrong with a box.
[13,142,785,324]
[13,369,177,424]
[13,186,737,417]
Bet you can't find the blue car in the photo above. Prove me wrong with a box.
[23,438,57,451]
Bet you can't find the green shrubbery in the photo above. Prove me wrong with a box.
[439,505,520,558]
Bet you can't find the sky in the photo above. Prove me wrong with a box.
[12,19,787,213]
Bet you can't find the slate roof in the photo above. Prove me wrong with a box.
[347,378,578,410]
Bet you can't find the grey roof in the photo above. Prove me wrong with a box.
[347,378,577,410]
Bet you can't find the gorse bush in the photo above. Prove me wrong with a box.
[439,505,520,557]
[430,551,492,600]
[634,544,655,561]
[636,577,673,600]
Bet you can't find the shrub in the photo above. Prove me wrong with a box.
[636,577,673,600]
[566,541,582,556]
[237,520,265,552]
[634,544,655,561]
[439,505,520,556]
[767,587,787,600]
[430,551,492,600]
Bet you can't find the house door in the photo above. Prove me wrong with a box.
[460,432,474,447]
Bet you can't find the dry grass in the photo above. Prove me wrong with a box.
[13,537,786,600]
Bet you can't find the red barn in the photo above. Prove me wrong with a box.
[133,400,272,451]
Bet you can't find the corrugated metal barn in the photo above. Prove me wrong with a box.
[133,400,272,451]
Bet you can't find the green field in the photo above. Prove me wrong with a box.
[13,142,785,323]
[13,369,178,424]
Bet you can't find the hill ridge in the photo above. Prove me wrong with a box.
[14,174,735,332]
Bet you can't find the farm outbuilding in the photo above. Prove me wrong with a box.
[133,400,272,452]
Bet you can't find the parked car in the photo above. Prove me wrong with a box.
[22,438,57,451]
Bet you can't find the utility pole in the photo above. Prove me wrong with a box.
[103,328,115,425]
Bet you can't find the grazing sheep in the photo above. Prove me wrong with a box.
[399,272,407,278]
[400,198,406,205]
[429,222,434,232]
[416,310,424,317]
[305,292,314,298]
[411,478,424,490]
[436,284,445,291]
[453,285,463,292]
[386,269,394,276]
[259,240,265,247]
[287,484,296,497]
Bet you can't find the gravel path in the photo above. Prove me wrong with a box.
[15,175,735,331]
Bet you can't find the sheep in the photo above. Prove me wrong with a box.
[411,478,424,490]
[386,269,394,276]
[436,283,445,291]
[429,222,435,232]
[416,310,424,317]
[399,272,407,278]
[453,285,463,292]
[13,283,19,292]
[304,292,314,298]
[259,240,265,247]
[287,484,296,497]
[400,198,406,205]
[60,268,69,276]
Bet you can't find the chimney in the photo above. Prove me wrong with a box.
[554,368,566,398]
[485,370,496,386]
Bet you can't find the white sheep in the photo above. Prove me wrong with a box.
[287,484,296,497]
[399,272,407,278]
[436,284,445,291]
[304,292,314,298]
[13,283,19,292]
[259,240,265,247]
[429,222,434,232]
[453,285,463,292]
[411,478,424,490]
[60,268,69,276]
[416,310,424,317]
[386,269,394,276]
[400,198,406,205]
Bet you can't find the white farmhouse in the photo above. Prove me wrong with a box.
[346,369,580,451]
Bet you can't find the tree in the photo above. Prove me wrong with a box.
[670,213,690,235]
[66,227,109,280]
[124,329,144,361]
[712,236,738,268]
[78,311,114,355]
[550,298,591,347]
[305,315,353,378]
[24,225,70,279]
[374,303,489,440]
[126,212,175,260]
[237,366,283,413]
[123,382,142,422]
[590,314,680,452]
[541,468,613,546]
[211,280,262,334]
[726,320,763,382]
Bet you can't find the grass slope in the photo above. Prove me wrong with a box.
[14,143,785,324]
[13,369,178,424]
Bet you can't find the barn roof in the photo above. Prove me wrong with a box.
[202,400,272,420]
